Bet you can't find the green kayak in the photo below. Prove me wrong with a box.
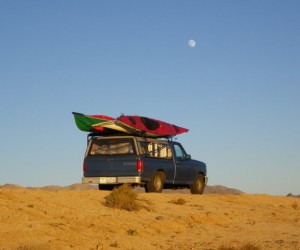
[72,112,115,132]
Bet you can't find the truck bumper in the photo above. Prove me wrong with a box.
[82,176,142,185]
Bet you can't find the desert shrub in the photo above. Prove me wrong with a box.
[218,243,260,250]
[218,247,235,250]
[169,198,187,205]
[155,215,164,220]
[239,244,260,250]
[104,184,140,211]
[291,202,298,210]
[127,229,138,236]
[110,241,119,248]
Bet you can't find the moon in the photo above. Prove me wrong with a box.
[188,39,196,48]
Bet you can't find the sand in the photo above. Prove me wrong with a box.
[0,187,299,250]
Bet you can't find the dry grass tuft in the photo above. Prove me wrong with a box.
[127,229,138,236]
[137,198,155,212]
[104,184,140,211]
[169,198,187,205]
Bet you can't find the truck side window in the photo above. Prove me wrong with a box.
[139,141,149,155]
[174,144,185,160]
[139,141,172,159]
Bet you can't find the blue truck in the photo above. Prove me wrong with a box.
[82,134,208,194]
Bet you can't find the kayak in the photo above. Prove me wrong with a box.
[92,120,128,133]
[72,112,115,132]
[116,115,189,137]
[73,112,189,137]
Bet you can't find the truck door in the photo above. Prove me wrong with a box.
[173,143,195,184]
[138,140,175,184]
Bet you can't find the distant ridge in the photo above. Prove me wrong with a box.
[0,183,244,195]
[0,183,98,191]
[3,183,298,196]
[0,184,23,189]
[204,185,243,195]
[287,193,300,198]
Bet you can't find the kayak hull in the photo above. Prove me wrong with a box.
[117,115,188,137]
[92,121,128,133]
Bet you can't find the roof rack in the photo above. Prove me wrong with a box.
[86,131,174,143]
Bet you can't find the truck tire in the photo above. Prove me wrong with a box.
[145,171,165,193]
[190,174,205,194]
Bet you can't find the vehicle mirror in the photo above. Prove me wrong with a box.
[186,154,191,160]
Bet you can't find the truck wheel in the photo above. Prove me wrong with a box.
[190,174,205,194]
[145,171,165,193]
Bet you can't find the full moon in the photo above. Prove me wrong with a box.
[188,39,196,48]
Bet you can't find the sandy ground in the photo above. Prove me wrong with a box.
[0,187,299,250]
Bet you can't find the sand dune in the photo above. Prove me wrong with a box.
[0,186,299,250]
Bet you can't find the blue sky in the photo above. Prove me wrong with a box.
[1,1,299,195]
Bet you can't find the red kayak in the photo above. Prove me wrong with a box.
[116,115,189,137]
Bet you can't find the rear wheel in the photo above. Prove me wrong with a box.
[190,174,205,194]
[145,171,165,193]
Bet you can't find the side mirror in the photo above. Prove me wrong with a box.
[185,154,191,160]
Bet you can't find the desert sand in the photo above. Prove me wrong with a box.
[0,186,299,250]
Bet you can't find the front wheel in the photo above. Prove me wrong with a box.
[190,174,205,194]
[145,171,165,193]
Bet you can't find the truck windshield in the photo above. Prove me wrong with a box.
[89,139,136,156]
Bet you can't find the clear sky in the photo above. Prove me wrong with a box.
[1,1,299,195]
